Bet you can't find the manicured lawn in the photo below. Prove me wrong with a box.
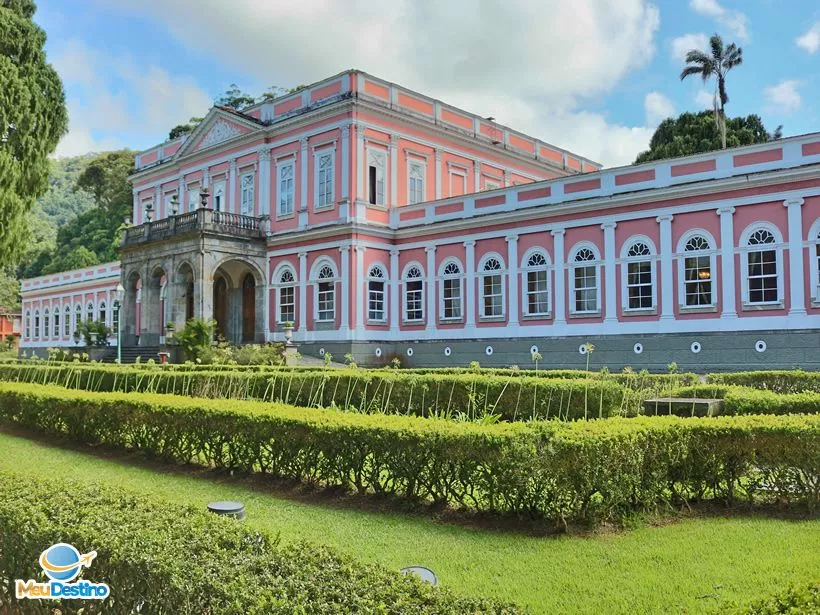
[0,429,817,614]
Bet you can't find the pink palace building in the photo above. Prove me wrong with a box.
[19,70,820,369]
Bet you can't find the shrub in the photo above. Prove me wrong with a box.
[0,383,816,524]
[172,318,216,362]
[0,471,513,614]
[708,370,820,394]
[671,385,820,416]
[716,581,820,614]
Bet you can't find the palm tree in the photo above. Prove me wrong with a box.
[680,33,743,149]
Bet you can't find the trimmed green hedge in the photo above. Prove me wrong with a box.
[716,581,820,614]
[0,472,512,614]
[0,363,626,421]
[708,370,820,394]
[0,383,816,523]
[671,385,820,416]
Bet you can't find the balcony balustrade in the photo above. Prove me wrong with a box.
[122,208,266,246]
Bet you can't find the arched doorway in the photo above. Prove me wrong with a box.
[175,262,195,326]
[210,259,263,345]
[242,273,256,342]
[213,277,229,340]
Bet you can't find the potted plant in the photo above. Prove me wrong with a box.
[282,321,294,345]
[165,322,175,334]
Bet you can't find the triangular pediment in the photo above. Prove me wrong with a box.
[175,108,260,159]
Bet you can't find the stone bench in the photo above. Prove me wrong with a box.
[642,397,724,417]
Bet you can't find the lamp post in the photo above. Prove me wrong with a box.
[115,283,125,364]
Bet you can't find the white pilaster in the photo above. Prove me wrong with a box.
[389,249,400,334]
[132,188,139,223]
[718,207,738,319]
[202,168,210,188]
[341,123,350,201]
[355,245,365,331]
[258,148,271,217]
[390,135,398,207]
[474,161,481,193]
[657,215,674,320]
[434,149,442,199]
[425,246,436,332]
[355,123,365,202]
[153,185,161,218]
[339,246,350,335]
[464,240,476,328]
[299,138,309,212]
[506,234,519,327]
[263,257,270,341]
[785,197,806,316]
[298,252,307,334]
[551,229,566,324]
[228,159,237,214]
[601,222,617,324]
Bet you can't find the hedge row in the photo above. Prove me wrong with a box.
[0,363,627,421]
[0,472,511,614]
[717,581,820,615]
[708,370,820,394]
[671,385,820,416]
[0,383,816,523]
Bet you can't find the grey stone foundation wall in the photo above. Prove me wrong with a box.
[296,329,820,372]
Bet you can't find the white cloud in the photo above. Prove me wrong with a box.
[689,0,749,41]
[97,0,662,166]
[763,80,802,115]
[671,33,709,62]
[644,92,675,125]
[796,23,820,54]
[50,39,212,157]
[695,89,715,110]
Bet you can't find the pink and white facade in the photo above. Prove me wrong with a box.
[19,70,820,369]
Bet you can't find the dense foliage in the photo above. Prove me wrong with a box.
[0,383,816,524]
[708,370,820,394]
[0,0,68,265]
[0,471,512,614]
[718,581,820,615]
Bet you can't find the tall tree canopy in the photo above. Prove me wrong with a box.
[635,112,776,164]
[0,0,68,265]
[216,84,255,110]
[168,116,203,141]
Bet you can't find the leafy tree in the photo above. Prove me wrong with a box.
[168,116,203,140]
[258,84,309,102]
[680,33,743,149]
[0,267,19,310]
[75,150,134,220]
[0,0,68,265]
[635,112,774,163]
[215,84,255,110]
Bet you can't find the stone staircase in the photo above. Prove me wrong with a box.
[99,346,161,364]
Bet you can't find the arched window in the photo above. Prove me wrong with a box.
[64,305,71,337]
[440,260,463,320]
[523,251,550,316]
[745,228,779,304]
[623,240,654,310]
[316,265,336,323]
[74,304,82,334]
[815,227,820,302]
[53,307,60,338]
[682,234,714,307]
[480,256,505,318]
[403,264,424,322]
[367,265,386,322]
[25,311,30,339]
[43,309,50,339]
[86,302,94,323]
[277,268,296,324]
[33,310,40,339]
[571,247,599,314]
[99,301,107,326]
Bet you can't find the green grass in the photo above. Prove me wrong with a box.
[0,430,817,614]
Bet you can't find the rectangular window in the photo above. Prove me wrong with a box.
[526,270,549,315]
[482,274,503,317]
[278,162,295,216]
[187,187,199,212]
[574,266,597,312]
[684,255,712,306]
[408,160,425,204]
[315,151,334,208]
[484,180,501,191]
[748,249,778,303]
[450,172,466,197]
[627,261,653,309]
[442,278,462,319]
[240,173,255,215]
[405,280,423,321]
[368,280,385,321]
[368,151,386,205]
[279,286,295,323]
[212,180,226,212]
[317,282,335,322]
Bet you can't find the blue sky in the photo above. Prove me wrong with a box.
[37,0,819,166]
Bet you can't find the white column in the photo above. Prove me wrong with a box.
[390,135,398,207]
[299,138,309,212]
[425,246,436,332]
[717,207,737,318]
[258,149,271,217]
[132,188,139,223]
[389,249,400,334]
[464,240,476,328]
[263,258,270,341]
[228,159,237,214]
[153,185,161,218]
[473,161,481,192]
[551,229,566,324]
[785,197,806,316]
[657,214,674,320]
[506,234,519,327]
[434,149,442,199]
[355,245,365,331]
[339,246,350,335]
[355,124,365,203]
[601,222,617,324]
[298,252,307,334]
[341,123,350,201]
[202,168,210,189]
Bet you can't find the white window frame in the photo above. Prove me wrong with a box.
[42,308,50,340]
[273,265,297,324]
[448,168,467,196]
[24,310,30,339]
[64,305,71,337]
[33,310,40,339]
[569,242,602,316]
[53,306,60,338]
[314,148,335,210]
[367,264,387,323]
[676,229,717,310]
[311,259,338,324]
[809,219,820,305]
[277,160,295,218]
[407,158,426,205]
[739,223,785,307]
[478,253,506,320]
[367,148,386,206]
[240,172,255,216]
[438,258,464,321]
[98,301,107,327]
[74,304,82,335]
[187,184,199,212]
[402,262,425,323]
[620,236,657,313]
[86,302,94,323]
[521,248,551,317]
[211,180,226,213]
